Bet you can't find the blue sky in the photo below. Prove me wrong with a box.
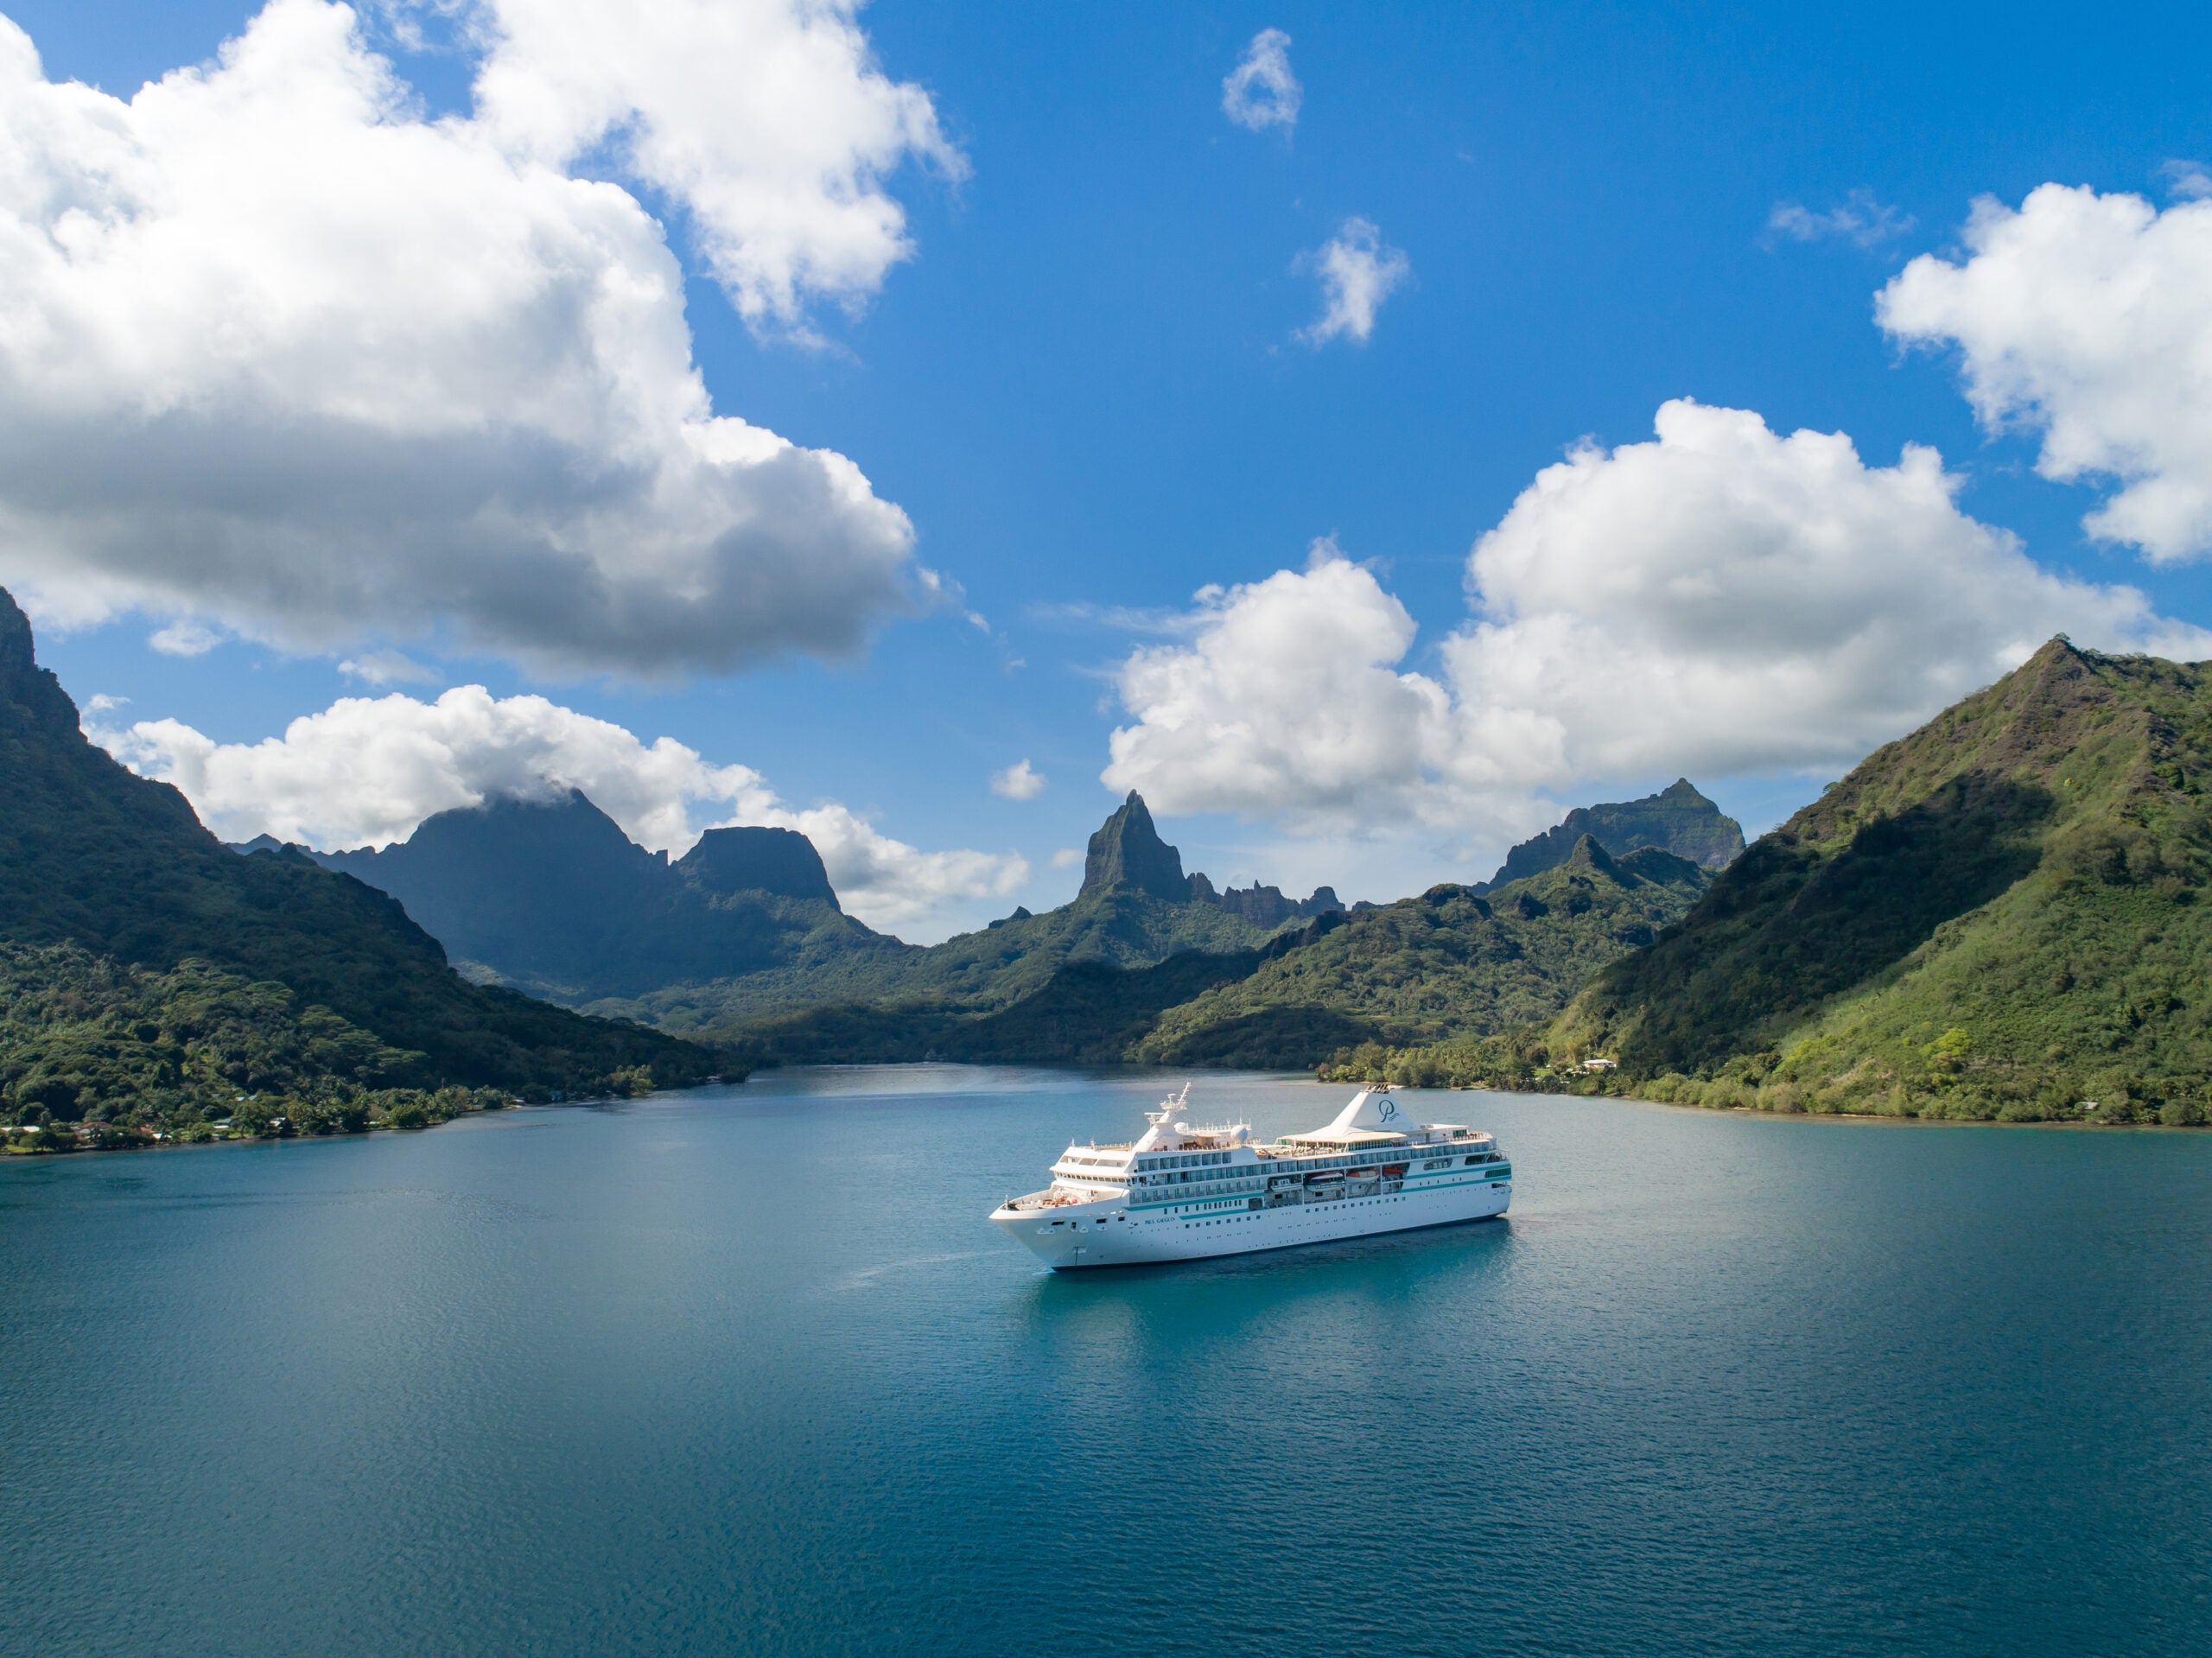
[10,0,2212,937]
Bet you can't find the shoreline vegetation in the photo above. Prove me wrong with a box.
[14,1051,2181,1160]
[1,1083,683,1158]
[0,941,719,1156]
[1316,1040,2201,1126]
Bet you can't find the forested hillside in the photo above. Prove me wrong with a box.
[0,588,719,1140]
[1136,841,1712,1066]
[1345,640,2212,1125]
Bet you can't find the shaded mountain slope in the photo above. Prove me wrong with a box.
[318,794,877,1000]
[1548,638,2212,1121]
[0,589,713,1102]
[728,840,1711,1070]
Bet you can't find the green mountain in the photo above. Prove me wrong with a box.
[0,589,717,1134]
[0,940,526,1146]
[315,792,875,1001]
[1542,638,2212,1124]
[1480,777,1744,889]
[731,835,1712,1070]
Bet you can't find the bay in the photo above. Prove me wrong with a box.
[3,1067,2209,1656]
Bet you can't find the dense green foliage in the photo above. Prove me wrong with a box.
[0,588,721,1132]
[1134,842,1711,1066]
[726,839,1710,1069]
[730,944,1274,1066]
[0,940,627,1148]
[1481,778,1745,888]
[1534,639,2212,1124]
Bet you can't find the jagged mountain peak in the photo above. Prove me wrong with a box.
[318,785,852,1000]
[1560,832,1618,875]
[1079,790,1190,902]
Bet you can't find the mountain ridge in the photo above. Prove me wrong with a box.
[313,791,874,1001]
[727,832,1713,1069]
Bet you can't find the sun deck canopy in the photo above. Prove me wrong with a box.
[1277,1128,1412,1149]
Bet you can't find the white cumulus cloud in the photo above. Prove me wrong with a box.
[90,686,1027,936]
[1297,219,1408,346]
[989,759,1046,800]
[463,0,966,332]
[1103,401,2212,848]
[0,0,952,676]
[1222,28,1300,135]
[1104,545,1452,821]
[1878,183,2212,562]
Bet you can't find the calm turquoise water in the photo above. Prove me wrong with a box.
[3,1067,2210,1656]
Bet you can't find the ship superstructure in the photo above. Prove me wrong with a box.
[988,1083,1511,1269]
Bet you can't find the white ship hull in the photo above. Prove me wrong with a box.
[992,1172,1510,1271]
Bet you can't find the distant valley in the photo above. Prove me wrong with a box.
[267,773,1743,1072]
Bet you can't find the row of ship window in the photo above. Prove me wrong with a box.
[1133,1152,1233,1172]
[1103,1146,1503,1177]
[1067,1152,1504,1188]
[1128,1159,1505,1191]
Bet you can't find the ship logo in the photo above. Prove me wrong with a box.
[1376,1098,1400,1122]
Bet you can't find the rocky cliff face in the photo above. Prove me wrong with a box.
[1079,791,1194,901]
[0,589,81,738]
[315,792,858,1001]
[1483,778,1745,889]
[1187,873,1344,928]
[676,826,838,907]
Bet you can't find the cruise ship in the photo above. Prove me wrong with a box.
[989,1083,1511,1269]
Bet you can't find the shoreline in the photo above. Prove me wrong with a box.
[11,1063,2196,1161]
